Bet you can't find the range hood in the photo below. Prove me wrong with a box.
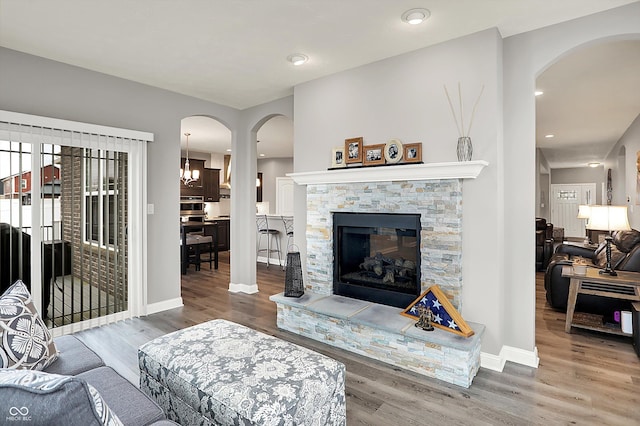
[221,154,231,189]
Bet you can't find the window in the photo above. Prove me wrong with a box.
[84,149,120,247]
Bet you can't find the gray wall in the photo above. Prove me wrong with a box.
[535,148,550,219]
[0,46,240,305]
[294,28,504,353]
[606,112,640,227]
[258,157,293,213]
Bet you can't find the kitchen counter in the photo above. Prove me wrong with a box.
[205,216,230,222]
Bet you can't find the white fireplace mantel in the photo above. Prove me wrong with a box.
[288,160,488,185]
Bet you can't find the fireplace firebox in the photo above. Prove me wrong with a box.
[333,212,421,308]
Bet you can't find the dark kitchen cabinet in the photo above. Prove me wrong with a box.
[205,219,230,252]
[218,220,230,251]
[202,168,220,202]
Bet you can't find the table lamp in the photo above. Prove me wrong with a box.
[577,205,591,244]
[586,205,630,275]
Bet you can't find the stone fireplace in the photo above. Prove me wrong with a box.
[333,211,421,308]
[306,177,464,309]
[270,161,488,387]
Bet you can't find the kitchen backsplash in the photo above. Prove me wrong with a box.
[205,199,230,218]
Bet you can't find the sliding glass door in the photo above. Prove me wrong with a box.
[0,111,149,335]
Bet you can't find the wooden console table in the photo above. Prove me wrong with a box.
[562,266,640,335]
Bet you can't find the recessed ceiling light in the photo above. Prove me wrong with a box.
[226,148,232,152]
[287,53,308,66]
[588,162,600,168]
[545,134,554,138]
[535,91,544,96]
[401,8,430,25]
[259,153,265,157]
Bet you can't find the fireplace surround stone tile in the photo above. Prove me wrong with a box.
[270,292,484,388]
[305,294,370,319]
[305,179,465,309]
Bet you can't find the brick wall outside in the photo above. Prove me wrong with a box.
[59,147,128,310]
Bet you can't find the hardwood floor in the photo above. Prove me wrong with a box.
[76,257,640,425]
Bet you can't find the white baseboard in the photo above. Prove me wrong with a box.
[146,297,183,315]
[229,282,259,294]
[257,255,284,268]
[480,351,505,372]
[480,345,539,372]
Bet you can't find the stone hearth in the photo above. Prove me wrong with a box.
[271,161,488,387]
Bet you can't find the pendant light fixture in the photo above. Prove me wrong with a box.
[180,132,200,185]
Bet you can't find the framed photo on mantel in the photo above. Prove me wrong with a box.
[331,147,346,168]
[404,143,422,163]
[363,144,385,166]
[345,137,363,164]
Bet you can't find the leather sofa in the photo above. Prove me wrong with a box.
[536,218,554,271]
[544,229,640,314]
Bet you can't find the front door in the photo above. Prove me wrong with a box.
[550,183,596,239]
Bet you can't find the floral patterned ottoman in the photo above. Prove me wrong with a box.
[138,319,346,426]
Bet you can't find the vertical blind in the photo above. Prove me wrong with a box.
[0,111,150,336]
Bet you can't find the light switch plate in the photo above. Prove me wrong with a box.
[148,203,154,214]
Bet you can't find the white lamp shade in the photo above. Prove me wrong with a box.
[577,205,591,219]
[586,205,630,231]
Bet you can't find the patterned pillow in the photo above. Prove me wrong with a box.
[613,229,640,253]
[0,280,58,370]
[595,245,626,269]
[0,369,123,426]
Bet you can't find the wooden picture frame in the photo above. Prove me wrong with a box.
[384,139,403,164]
[363,144,386,166]
[331,147,346,168]
[403,143,422,163]
[345,137,363,164]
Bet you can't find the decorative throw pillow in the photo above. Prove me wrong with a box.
[0,280,58,370]
[595,245,626,269]
[0,369,123,426]
[613,229,640,253]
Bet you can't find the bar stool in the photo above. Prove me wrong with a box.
[281,215,294,267]
[181,226,214,274]
[256,214,281,268]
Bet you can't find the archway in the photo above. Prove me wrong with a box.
[179,115,232,280]
[523,34,640,361]
[254,115,294,268]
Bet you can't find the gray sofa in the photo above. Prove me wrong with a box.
[3,334,175,426]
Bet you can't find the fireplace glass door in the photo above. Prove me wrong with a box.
[333,212,421,308]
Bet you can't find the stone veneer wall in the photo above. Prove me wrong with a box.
[305,179,464,309]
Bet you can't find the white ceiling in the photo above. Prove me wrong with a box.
[1,0,639,161]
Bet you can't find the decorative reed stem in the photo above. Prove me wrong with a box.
[444,85,463,137]
[443,83,484,138]
[458,82,465,139]
[466,84,485,137]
